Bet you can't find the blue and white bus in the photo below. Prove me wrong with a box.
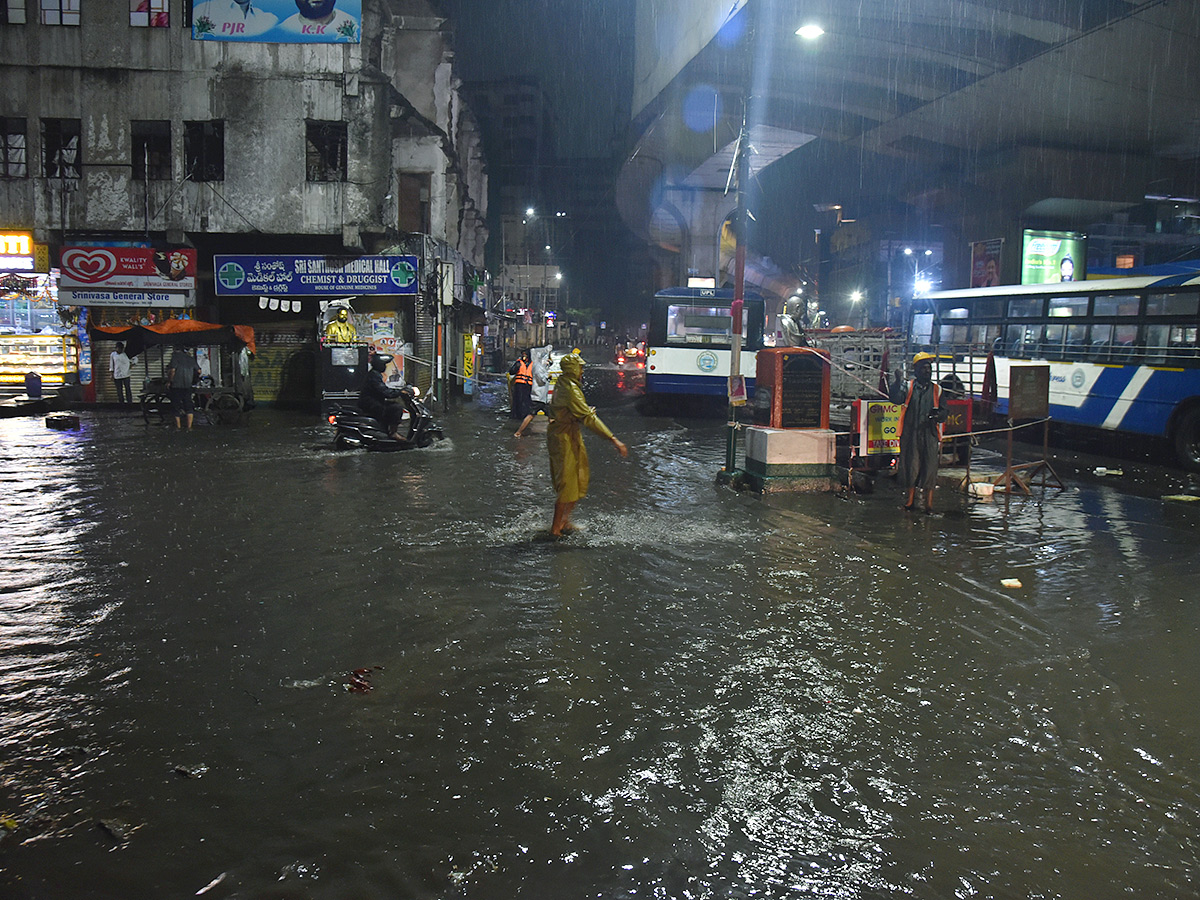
[915,275,1200,469]
[644,287,765,409]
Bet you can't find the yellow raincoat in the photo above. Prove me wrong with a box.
[547,355,614,503]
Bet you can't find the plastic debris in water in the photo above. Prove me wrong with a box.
[1162,494,1200,502]
[196,872,227,895]
[1001,578,1023,589]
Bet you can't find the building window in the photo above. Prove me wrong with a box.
[41,118,80,180]
[130,0,167,27]
[397,172,431,234]
[184,120,223,181]
[2,1,28,24]
[132,120,171,180]
[1,118,27,178]
[40,0,79,25]
[305,120,347,183]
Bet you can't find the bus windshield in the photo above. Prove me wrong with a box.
[666,304,748,344]
[649,292,765,351]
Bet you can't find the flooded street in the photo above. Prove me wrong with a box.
[2,372,1200,899]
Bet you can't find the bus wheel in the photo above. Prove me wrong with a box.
[1173,407,1200,472]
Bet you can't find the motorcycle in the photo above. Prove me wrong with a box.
[327,384,445,452]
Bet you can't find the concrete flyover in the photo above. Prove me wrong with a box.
[616,0,1200,313]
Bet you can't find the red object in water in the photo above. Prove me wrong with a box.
[345,666,382,693]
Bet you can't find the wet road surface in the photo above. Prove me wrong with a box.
[2,371,1199,898]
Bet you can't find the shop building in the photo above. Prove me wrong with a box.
[0,0,488,405]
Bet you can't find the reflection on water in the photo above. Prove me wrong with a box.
[1,397,1199,898]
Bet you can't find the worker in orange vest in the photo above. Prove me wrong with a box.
[509,349,534,434]
[890,352,947,512]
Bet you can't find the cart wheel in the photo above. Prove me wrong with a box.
[213,393,243,425]
[141,392,172,425]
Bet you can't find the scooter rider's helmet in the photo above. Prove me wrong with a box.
[370,354,391,372]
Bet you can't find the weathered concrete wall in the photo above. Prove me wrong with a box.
[0,0,487,267]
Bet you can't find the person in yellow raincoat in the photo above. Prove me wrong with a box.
[547,353,627,536]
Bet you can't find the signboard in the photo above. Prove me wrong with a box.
[76,308,91,386]
[970,238,1003,287]
[943,398,973,436]
[856,400,901,455]
[214,255,418,296]
[1021,230,1085,284]
[1009,365,1050,419]
[59,289,190,308]
[60,246,197,290]
[192,0,360,43]
[0,232,35,271]
[462,333,475,397]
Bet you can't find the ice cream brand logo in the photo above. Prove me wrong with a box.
[62,249,117,283]
[696,351,719,372]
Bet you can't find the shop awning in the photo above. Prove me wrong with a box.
[89,319,256,357]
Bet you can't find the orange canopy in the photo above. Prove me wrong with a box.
[90,319,256,357]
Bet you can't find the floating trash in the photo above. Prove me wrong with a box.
[1000,578,1023,589]
[1162,494,1200,503]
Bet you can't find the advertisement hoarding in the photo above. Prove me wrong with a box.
[60,246,197,290]
[192,0,360,43]
[1021,230,1086,284]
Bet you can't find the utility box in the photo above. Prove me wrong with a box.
[752,347,830,430]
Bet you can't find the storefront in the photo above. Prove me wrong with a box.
[57,245,199,402]
[0,233,79,395]
[213,253,421,408]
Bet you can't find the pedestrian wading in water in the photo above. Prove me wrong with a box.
[890,352,947,513]
[546,353,627,536]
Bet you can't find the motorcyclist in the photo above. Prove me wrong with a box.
[358,355,407,440]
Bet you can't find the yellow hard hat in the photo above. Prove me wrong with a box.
[913,352,936,365]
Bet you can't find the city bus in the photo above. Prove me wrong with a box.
[913,275,1200,469]
[643,287,765,411]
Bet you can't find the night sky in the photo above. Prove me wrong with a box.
[439,0,636,159]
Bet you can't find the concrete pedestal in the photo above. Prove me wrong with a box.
[741,426,838,492]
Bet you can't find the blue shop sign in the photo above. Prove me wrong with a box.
[214,255,419,296]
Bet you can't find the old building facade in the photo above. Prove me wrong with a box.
[0,0,487,405]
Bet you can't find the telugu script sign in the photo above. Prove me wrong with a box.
[213,255,419,296]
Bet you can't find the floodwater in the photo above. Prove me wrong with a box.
[2,371,1199,899]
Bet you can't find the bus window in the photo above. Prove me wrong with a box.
[1065,322,1088,359]
[1112,323,1139,362]
[1146,293,1199,317]
[1005,323,1038,357]
[1094,294,1141,317]
[943,307,969,319]
[667,304,735,342]
[1146,324,1170,364]
[912,312,934,344]
[1048,295,1088,318]
[973,299,1005,319]
[1089,323,1112,360]
[1008,297,1043,318]
[940,323,969,345]
[1043,323,1065,358]
[969,324,1002,348]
